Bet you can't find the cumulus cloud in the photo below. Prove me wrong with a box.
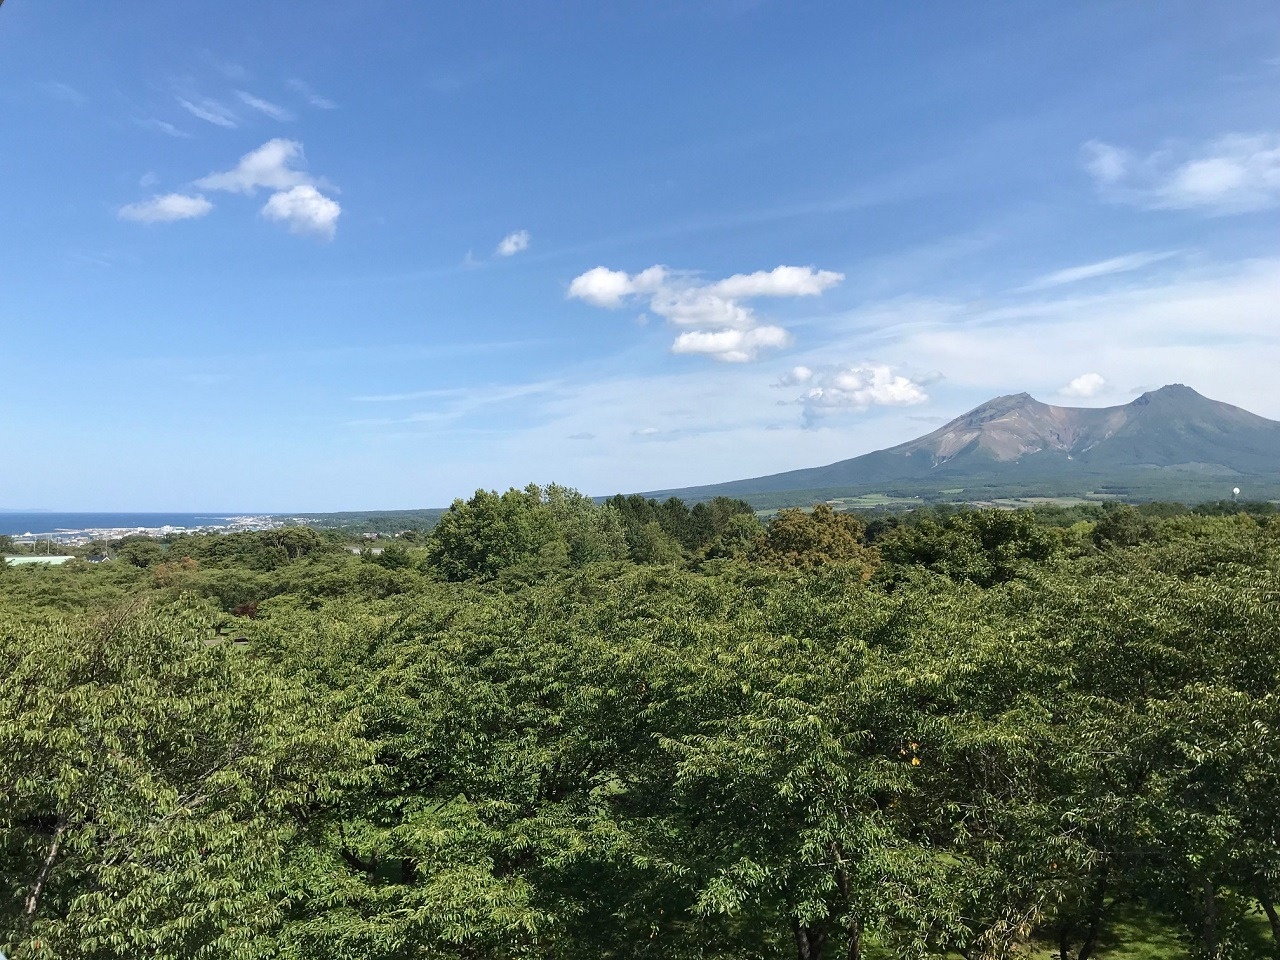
[195,138,316,194]
[1059,373,1107,398]
[118,193,214,223]
[783,364,928,425]
[177,96,238,129]
[568,263,842,362]
[495,229,530,257]
[775,365,813,386]
[1083,134,1280,214]
[261,185,340,239]
[711,265,843,298]
[237,91,295,122]
[567,266,667,307]
[1021,251,1176,291]
[672,325,792,363]
[192,139,341,238]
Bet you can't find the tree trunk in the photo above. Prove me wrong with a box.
[1256,885,1280,959]
[1202,877,1220,960]
[1055,867,1109,960]
[830,844,860,960]
[845,917,862,960]
[24,814,67,922]
[792,920,826,960]
[1076,869,1109,960]
[1058,922,1075,960]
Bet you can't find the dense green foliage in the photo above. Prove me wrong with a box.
[3,490,1280,959]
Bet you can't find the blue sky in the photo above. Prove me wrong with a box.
[2,1,1279,511]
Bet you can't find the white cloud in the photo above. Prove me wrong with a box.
[44,82,87,106]
[842,259,1280,416]
[196,139,315,194]
[118,193,214,223]
[786,364,928,424]
[138,117,190,138]
[495,229,530,257]
[776,365,813,386]
[349,258,1280,505]
[237,91,295,122]
[1084,133,1280,214]
[1059,373,1107,398]
[650,288,757,329]
[568,263,841,362]
[1020,251,1176,291]
[671,325,792,363]
[287,79,338,110]
[119,139,340,238]
[567,266,667,307]
[1082,140,1129,183]
[711,265,844,298]
[177,97,238,129]
[190,139,340,238]
[261,185,341,239]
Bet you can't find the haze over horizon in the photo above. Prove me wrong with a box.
[3,2,1279,511]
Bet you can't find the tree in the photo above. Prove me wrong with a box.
[0,602,365,959]
[878,509,1057,587]
[112,536,164,568]
[427,484,626,581]
[752,504,877,575]
[1091,504,1156,548]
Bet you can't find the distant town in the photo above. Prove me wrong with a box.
[6,515,283,549]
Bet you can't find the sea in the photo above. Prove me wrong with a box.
[0,512,245,537]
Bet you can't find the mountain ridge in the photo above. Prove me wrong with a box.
[644,384,1280,506]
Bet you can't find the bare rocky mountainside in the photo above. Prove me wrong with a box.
[649,385,1280,506]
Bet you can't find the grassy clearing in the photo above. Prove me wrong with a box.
[861,902,1275,959]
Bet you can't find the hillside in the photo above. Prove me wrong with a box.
[647,384,1280,506]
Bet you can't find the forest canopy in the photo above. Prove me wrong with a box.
[3,489,1279,959]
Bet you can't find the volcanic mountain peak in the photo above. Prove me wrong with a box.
[900,390,1130,464]
[643,383,1280,506]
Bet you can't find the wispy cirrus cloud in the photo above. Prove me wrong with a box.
[177,96,238,129]
[287,78,338,110]
[236,91,295,122]
[831,258,1280,412]
[568,263,843,362]
[1083,133,1280,214]
[42,82,87,106]
[136,117,191,139]
[347,380,561,426]
[1019,251,1177,291]
[117,193,214,223]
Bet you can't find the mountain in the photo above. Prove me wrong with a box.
[647,385,1280,506]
